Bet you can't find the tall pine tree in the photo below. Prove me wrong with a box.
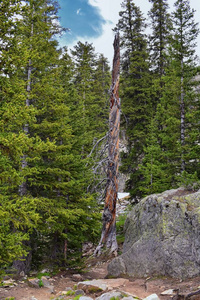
[115,0,152,199]
[170,0,200,175]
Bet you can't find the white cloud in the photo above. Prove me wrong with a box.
[86,0,200,66]
[86,0,121,64]
[61,0,200,66]
[76,8,83,15]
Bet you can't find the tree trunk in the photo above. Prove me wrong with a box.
[12,240,32,275]
[95,34,120,257]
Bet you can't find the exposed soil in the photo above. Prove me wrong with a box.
[1,259,200,300]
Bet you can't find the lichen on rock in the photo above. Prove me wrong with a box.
[108,188,200,279]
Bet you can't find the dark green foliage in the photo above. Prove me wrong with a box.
[117,0,200,198]
[70,43,111,197]
[170,0,200,175]
[115,0,152,199]
[148,0,171,77]
[1,0,200,273]
[0,0,104,273]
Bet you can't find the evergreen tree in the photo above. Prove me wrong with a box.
[148,0,171,78]
[71,42,110,156]
[0,0,40,271]
[140,67,181,195]
[0,0,101,273]
[71,42,97,154]
[17,1,100,268]
[93,54,111,135]
[140,0,200,195]
[71,42,111,198]
[114,0,152,199]
[170,0,200,174]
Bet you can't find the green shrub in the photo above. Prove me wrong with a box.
[65,290,75,296]
[73,295,82,300]
[38,279,44,288]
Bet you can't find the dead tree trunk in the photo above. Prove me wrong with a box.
[95,34,120,257]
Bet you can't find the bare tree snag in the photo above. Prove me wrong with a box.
[94,33,120,257]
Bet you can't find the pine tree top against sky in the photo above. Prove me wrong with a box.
[57,0,200,64]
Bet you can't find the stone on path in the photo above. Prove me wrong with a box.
[78,279,107,293]
[143,294,160,300]
[79,296,93,300]
[72,274,83,281]
[96,291,122,300]
[30,297,38,300]
[75,289,85,296]
[78,278,129,294]
[123,297,140,300]
[160,289,176,296]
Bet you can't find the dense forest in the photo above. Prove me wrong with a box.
[0,0,199,275]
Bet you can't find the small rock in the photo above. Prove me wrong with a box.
[3,279,15,284]
[143,294,160,300]
[41,268,50,274]
[41,276,50,286]
[3,275,11,280]
[27,278,40,288]
[120,290,139,299]
[96,291,122,300]
[123,297,139,300]
[161,289,176,296]
[79,297,93,300]
[75,289,85,296]
[65,287,74,291]
[2,279,17,288]
[78,280,107,292]
[40,276,54,293]
[60,291,69,295]
[72,274,83,281]
[30,297,38,300]
[20,271,25,277]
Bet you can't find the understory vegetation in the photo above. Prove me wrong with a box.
[0,0,200,275]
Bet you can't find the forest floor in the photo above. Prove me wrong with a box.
[1,256,200,300]
[1,191,200,300]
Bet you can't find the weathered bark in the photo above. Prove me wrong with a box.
[95,34,120,256]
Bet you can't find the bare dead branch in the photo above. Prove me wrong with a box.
[87,134,108,160]
[94,33,120,257]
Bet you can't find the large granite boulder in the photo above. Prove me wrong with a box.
[108,188,200,279]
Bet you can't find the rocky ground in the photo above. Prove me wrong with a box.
[1,192,200,300]
[1,259,200,300]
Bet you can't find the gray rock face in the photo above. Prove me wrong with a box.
[108,188,200,279]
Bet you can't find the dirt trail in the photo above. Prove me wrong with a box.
[1,262,200,300]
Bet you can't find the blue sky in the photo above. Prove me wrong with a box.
[58,0,107,44]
